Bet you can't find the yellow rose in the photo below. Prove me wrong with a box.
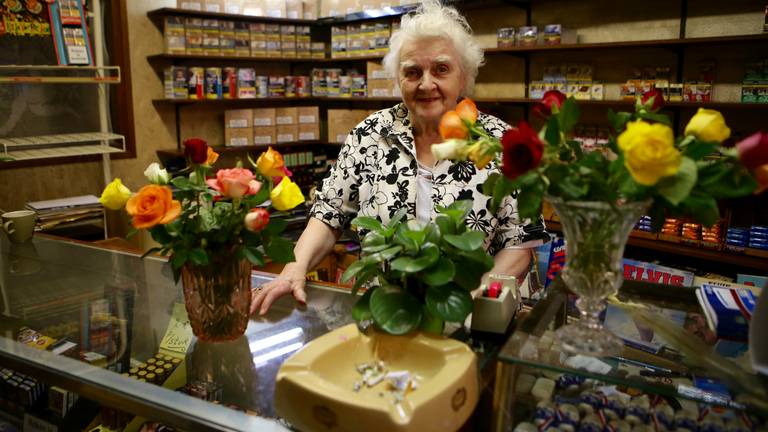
[270,177,305,211]
[256,147,290,178]
[618,121,681,186]
[467,140,495,169]
[99,178,132,210]
[684,108,731,143]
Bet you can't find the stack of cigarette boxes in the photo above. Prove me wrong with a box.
[224,106,319,146]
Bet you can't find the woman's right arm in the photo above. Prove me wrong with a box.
[250,218,340,315]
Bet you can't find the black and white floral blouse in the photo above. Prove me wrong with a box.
[309,103,548,255]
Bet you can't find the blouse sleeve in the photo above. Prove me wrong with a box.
[490,193,549,253]
[308,131,362,230]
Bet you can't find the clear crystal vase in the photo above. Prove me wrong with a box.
[181,255,252,342]
[548,197,650,356]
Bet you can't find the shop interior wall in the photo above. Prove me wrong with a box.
[0,0,763,213]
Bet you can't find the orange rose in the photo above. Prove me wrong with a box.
[206,147,219,166]
[125,185,181,229]
[256,147,292,178]
[456,98,478,124]
[439,111,468,140]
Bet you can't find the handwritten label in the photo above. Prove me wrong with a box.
[159,303,194,356]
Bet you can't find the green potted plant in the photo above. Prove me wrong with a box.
[340,201,494,335]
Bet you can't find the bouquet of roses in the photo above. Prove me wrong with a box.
[99,138,305,280]
[432,90,767,228]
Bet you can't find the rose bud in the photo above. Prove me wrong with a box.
[244,208,270,232]
[532,90,566,119]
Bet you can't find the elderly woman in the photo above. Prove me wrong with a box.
[251,0,547,315]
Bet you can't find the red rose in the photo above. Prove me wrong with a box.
[183,138,209,164]
[532,90,566,119]
[501,121,545,180]
[736,131,768,170]
[244,208,270,232]
[640,89,665,112]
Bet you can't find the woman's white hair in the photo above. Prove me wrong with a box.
[382,0,484,95]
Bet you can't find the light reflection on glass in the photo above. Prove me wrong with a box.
[252,342,303,366]
[248,327,303,353]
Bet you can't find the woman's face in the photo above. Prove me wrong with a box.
[398,37,466,128]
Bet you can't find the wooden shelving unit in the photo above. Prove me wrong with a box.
[156,140,337,159]
[545,220,768,271]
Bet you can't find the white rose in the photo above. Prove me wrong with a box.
[431,139,468,161]
[143,162,170,185]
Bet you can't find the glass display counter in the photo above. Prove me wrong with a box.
[494,279,768,432]
[0,235,504,431]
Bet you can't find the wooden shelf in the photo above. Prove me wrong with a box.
[0,65,121,84]
[545,220,768,271]
[147,8,313,31]
[147,53,385,64]
[485,33,768,55]
[152,97,767,109]
[156,140,339,158]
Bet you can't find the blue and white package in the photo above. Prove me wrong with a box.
[696,284,756,341]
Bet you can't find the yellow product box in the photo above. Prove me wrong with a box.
[225,127,253,147]
[298,106,319,124]
[225,109,252,128]
[276,107,298,125]
[277,124,298,143]
[299,123,320,141]
[252,107,276,126]
[254,126,277,146]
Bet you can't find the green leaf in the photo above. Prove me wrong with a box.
[453,259,489,290]
[400,220,428,247]
[434,214,456,236]
[422,257,456,286]
[171,176,193,190]
[607,109,633,133]
[635,110,671,126]
[491,175,517,213]
[351,268,378,296]
[361,231,386,249]
[170,250,188,269]
[140,247,163,260]
[557,97,580,133]
[682,140,717,161]
[368,245,403,263]
[351,216,384,234]
[656,157,697,206]
[517,178,545,220]
[264,236,295,263]
[189,248,209,266]
[394,224,419,251]
[483,172,501,196]
[369,285,422,335]
[362,243,392,253]
[242,246,265,266]
[263,218,288,235]
[425,284,473,322]
[437,200,473,226]
[351,288,373,322]
[341,258,370,283]
[387,208,408,229]
[697,162,758,199]
[544,115,561,147]
[681,194,720,227]
[390,252,436,273]
[444,230,486,252]
[419,306,444,334]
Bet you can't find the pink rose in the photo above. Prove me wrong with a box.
[244,208,270,232]
[736,131,768,170]
[206,168,262,199]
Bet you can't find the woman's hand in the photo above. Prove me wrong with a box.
[249,264,307,315]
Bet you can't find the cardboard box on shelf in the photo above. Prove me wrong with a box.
[225,128,253,147]
[242,0,263,15]
[253,126,276,146]
[225,109,252,128]
[277,124,298,143]
[286,0,302,19]
[298,106,319,124]
[264,0,286,17]
[204,0,224,12]
[299,123,320,141]
[276,107,298,125]
[177,0,203,10]
[224,0,244,14]
[321,0,343,17]
[327,109,371,143]
[303,0,318,19]
[366,61,388,80]
[368,79,393,97]
[252,108,276,127]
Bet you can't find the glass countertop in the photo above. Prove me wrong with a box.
[497,277,768,417]
[0,235,361,431]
